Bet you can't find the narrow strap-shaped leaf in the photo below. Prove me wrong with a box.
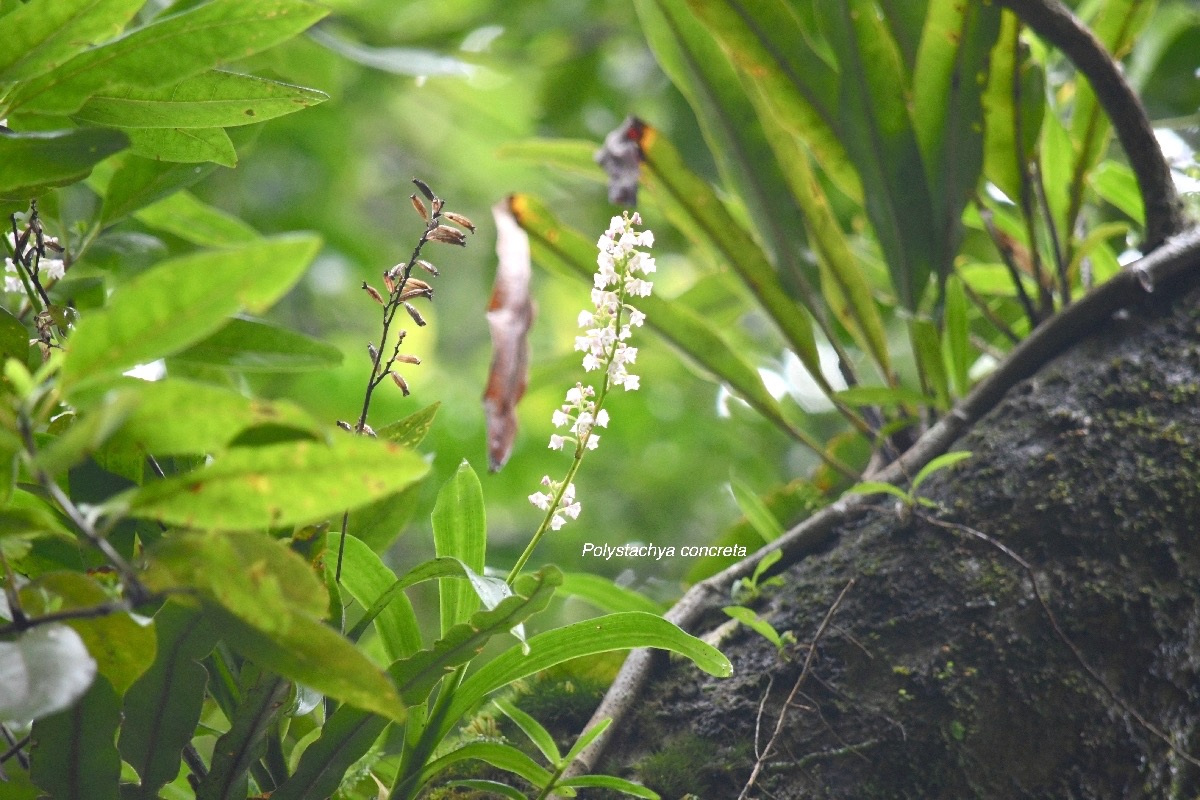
[29,677,122,800]
[942,275,972,397]
[432,461,487,636]
[982,11,1046,205]
[388,567,560,705]
[269,703,390,800]
[913,0,1002,281]
[440,612,732,742]
[417,741,553,793]
[557,773,660,798]
[347,557,483,643]
[558,573,664,615]
[196,674,290,800]
[120,602,218,800]
[330,532,423,661]
[494,698,561,765]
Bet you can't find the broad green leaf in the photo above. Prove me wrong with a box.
[835,385,929,409]
[433,460,487,636]
[346,556,484,644]
[912,0,1001,280]
[330,532,422,661]
[124,126,237,167]
[558,774,659,799]
[345,481,424,553]
[441,612,732,741]
[120,602,218,800]
[74,70,328,128]
[510,195,832,458]
[0,0,143,83]
[942,274,971,397]
[32,392,139,477]
[1089,160,1144,223]
[0,128,129,195]
[635,0,814,274]
[388,567,560,705]
[635,125,825,389]
[74,377,325,457]
[169,316,344,373]
[683,0,862,203]
[417,742,552,794]
[558,572,664,615]
[730,477,784,544]
[0,488,73,539]
[911,450,973,494]
[722,606,784,649]
[376,401,440,448]
[122,436,427,529]
[270,702,390,800]
[60,234,321,389]
[10,0,329,115]
[19,572,155,695]
[494,697,560,765]
[196,673,288,800]
[0,306,29,365]
[0,624,96,724]
[29,677,120,800]
[100,157,220,226]
[823,0,937,309]
[135,190,258,246]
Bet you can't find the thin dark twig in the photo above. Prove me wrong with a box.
[0,593,173,637]
[922,513,1200,769]
[1031,161,1071,304]
[738,579,855,800]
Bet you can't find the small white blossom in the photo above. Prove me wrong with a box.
[41,258,65,281]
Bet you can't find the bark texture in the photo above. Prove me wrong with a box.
[599,284,1200,798]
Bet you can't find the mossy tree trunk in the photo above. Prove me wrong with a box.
[600,284,1200,799]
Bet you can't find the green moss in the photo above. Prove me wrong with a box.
[637,734,723,797]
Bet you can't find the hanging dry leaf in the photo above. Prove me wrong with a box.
[483,198,536,472]
[595,115,647,206]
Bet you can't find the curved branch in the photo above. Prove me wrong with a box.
[566,226,1200,776]
[994,0,1183,249]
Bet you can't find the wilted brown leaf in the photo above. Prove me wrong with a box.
[483,198,536,472]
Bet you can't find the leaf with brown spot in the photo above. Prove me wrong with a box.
[482,200,536,472]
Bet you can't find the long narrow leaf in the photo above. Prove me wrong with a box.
[433,461,487,636]
[196,674,289,800]
[330,533,422,661]
[270,703,390,800]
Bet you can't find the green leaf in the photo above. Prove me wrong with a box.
[912,0,1001,279]
[750,547,783,586]
[11,0,329,115]
[0,488,73,539]
[0,624,97,724]
[388,567,560,705]
[135,190,258,246]
[558,774,659,799]
[982,11,1045,204]
[74,377,325,457]
[120,602,218,800]
[561,717,613,769]
[730,477,785,544]
[496,138,604,181]
[0,0,143,83]
[169,316,344,373]
[330,532,422,661]
[682,0,862,203]
[824,0,938,309]
[124,126,237,167]
[910,318,950,410]
[376,401,440,448]
[32,393,139,477]
[19,572,155,695]
[911,450,973,494]
[0,128,129,195]
[196,673,289,800]
[635,125,826,389]
[433,460,487,636]
[558,572,664,615]
[835,385,929,409]
[845,480,912,503]
[346,556,479,644]
[418,742,553,795]
[0,306,30,365]
[344,481,423,553]
[270,702,390,800]
[440,612,732,741]
[447,780,529,800]
[1089,160,1144,224]
[29,677,121,800]
[100,157,220,226]
[121,436,428,529]
[723,606,783,649]
[942,274,971,397]
[74,70,328,128]
[60,234,321,390]
[494,697,561,765]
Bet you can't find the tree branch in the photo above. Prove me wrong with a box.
[993,0,1184,249]
[565,226,1200,776]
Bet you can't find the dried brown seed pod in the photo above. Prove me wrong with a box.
[403,302,427,326]
[412,178,435,201]
[391,372,411,396]
[394,353,421,365]
[367,343,379,363]
[442,211,476,233]
[428,225,467,246]
[410,194,429,221]
[362,282,385,305]
[416,259,439,276]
